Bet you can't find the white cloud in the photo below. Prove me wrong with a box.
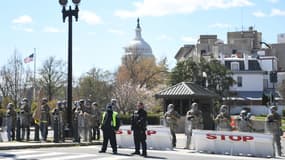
[270,8,285,16]
[115,0,254,18]
[43,27,62,33]
[209,23,232,28]
[253,11,267,17]
[181,36,198,43]
[80,10,102,25]
[12,15,33,24]
[108,29,125,36]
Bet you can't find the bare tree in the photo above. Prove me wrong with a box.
[0,51,25,107]
[38,56,66,101]
[112,55,169,114]
[119,55,168,89]
[112,81,140,114]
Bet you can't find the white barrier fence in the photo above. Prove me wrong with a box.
[192,129,274,157]
[116,125,172,150]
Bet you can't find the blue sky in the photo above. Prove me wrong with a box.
[0,0,284,78]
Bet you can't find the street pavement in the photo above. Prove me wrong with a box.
[0,145,283,160]
[1,129,285,159]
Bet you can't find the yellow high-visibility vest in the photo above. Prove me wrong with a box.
[101,111,118,127]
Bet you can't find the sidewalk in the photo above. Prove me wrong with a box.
[0,128,102,150]
[0,140,101,150]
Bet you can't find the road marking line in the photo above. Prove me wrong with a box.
[90,156,131,160]
[40,154,97,160]
[17,152,67,159]
[4,150,42,155]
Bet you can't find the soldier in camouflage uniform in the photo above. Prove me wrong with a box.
[236,110,254,132]
[19,98,31,141]
[58,101,66,141]
[5,103,16,141]
[164,104,180,148]
[266,106,282,156]
[75,99,85,142]
[52,101,66,142]
[91,102,101,140]
[184,102,203,149]
[40,98,50,142]
[83,99,93,142]
[215,105,232,131]
[72,101,79,142]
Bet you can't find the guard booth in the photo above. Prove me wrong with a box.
[155,82,218,132]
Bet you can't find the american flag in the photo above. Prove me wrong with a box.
[24,53,34,63]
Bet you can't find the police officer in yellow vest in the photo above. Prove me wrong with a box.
[99,103,120,154]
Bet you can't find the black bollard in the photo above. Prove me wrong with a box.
[53,114,59,143]
[16,112,21,141]
[27,124,30,141]
[34,123,40,141]
[58,116,64,142]
[73,118,79,142]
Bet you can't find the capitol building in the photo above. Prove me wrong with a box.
[122,18,154,63]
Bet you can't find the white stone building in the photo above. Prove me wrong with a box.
[219,53,283,115]
[174,28,285,115]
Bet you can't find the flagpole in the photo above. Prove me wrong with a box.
[33,48,36,101]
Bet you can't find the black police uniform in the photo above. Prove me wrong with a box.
[99,105,120,154]
[131,108,147,156]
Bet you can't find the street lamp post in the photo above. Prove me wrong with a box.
[59,0,80,138]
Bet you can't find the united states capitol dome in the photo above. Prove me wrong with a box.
[124,18,154,58]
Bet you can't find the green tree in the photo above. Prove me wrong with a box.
[169,58,199,85]
[170,58,235,98]
[199,59,235,97]
[75,67,112,108]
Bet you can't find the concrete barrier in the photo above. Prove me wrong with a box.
[192,129,274,158]
[0,131,8,142]
[116,125,172,150]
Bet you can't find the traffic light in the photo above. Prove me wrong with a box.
[270,71,277,83]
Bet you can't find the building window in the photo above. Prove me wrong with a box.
[237,76,242,87]
[231,62,240,71]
